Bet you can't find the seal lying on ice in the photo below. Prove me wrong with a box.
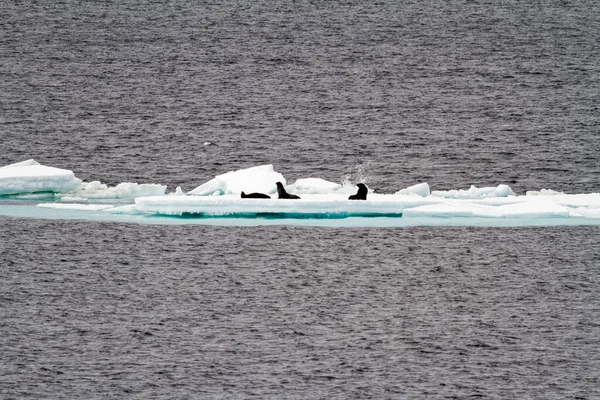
[241,191,270,199]
[349,183,368,200]
[276,182,300,199]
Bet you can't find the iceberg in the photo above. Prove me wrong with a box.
[188,164,285,196]
[0,160,166,199]
[0,160,82,195]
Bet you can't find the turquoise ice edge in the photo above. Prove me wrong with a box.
[1,203,599,227]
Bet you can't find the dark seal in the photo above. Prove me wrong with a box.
[349,183,368,200]
[241,191,271,199]
[276,182,301,199]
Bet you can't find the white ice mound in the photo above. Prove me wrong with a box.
[395,182,430,197]
[188,164,285,196]
[168,186,186,196]
[57,181,167,200]
[431,184,515,199]
[0,160,82,195]
[0,159,41,169]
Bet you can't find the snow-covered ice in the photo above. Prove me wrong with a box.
[0,160,166,199]
[188,164,284,196]
[37,203,115,211]
[0,160,82,195]
[133,191,600,220]
[395,182,430,197]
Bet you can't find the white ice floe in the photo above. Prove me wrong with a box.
[0,160,82,195]
[134,192,600,220]
[0,160,166,199]
[132,165,599,220]
[37,203,115,211]
[3,162,600,225]
[188,164,285,196]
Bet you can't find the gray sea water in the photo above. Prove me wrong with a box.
[1,0,600,398]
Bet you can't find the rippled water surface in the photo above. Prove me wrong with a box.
[2,0,599,193]
[1,0,600,398]
[1,220,599,399]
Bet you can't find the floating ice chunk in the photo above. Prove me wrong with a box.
[0,162,82,195]
[168,186,186,196]
[56,181,113,199]
[431,185,515,199]
[36,202,144,215]
[188,178,222,196]
[494,184,515,197]
[84,181,107,191]
[38,203,114,211]
[188,164,285,196]
[395,182,430,197]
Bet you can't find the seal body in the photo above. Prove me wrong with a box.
[349,183,368,200]
[241,191,271,199]
[276,182,301,199]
